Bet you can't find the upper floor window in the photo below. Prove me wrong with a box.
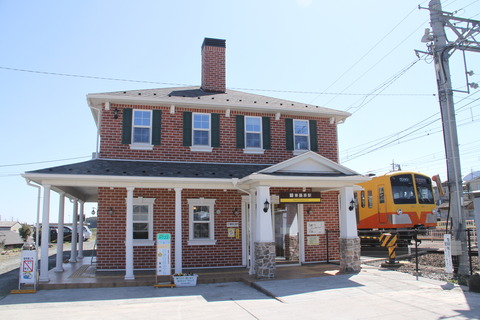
[293,120,309,150]
[121,108,162,150]
[285,118,318,154]
[183,112,220,152]
[235,115,271,154]
[193,113,211,146]
[132,110,152,144]
[245,116,262,148]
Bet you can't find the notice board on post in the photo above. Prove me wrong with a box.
[156,233,171,276]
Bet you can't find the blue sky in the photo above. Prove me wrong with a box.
[1,0,479,224]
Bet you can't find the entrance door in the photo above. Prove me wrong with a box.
[274,203,299,264]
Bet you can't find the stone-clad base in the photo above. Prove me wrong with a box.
[339,237,361,273]
[254,242,276,279]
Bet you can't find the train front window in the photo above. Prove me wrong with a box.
[414,174,435,204]
[390,174,416,204]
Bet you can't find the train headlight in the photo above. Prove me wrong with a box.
[397,209,403,215]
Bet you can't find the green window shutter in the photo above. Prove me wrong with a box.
[262,116,271,149]
[122,108,133,144]
[183,112,192,146]
[309,120,318,151]
[152,110,162,145]
[236,115,245,148]
[285,118,294,150]
[211,113,220,148]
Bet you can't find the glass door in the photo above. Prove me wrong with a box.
[274,203,299,264]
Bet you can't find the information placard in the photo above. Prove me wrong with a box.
[156,233,171,276]
[19,250,36,285]
[444,234,453,274]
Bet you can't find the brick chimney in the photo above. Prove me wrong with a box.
[201,38,226,93]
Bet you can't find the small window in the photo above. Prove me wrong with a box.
[188,198,216,245]
[193,113,211,146]
[293,120,309,150]
[368,190,373,208]
[245,116,262,148]
[379,187,385,204]
[130,197,154,246]
[361,191,365,208]
[132,110,152,144]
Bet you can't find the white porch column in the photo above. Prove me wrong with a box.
[69,200,78,263]
[253,185,276,279]
[39,184,51,282]
[174,188,183,274]
[339,186,361,273]
[77,200,85,259]
[125,187,135,280]
[339,186,357,238]
[54,193,65,272]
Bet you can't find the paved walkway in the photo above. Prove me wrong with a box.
[1,265,478,319]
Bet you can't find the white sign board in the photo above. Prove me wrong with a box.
[444,234,453,274]
[19,250,37,285]
[307,221,325,235]
[156,233,171,276]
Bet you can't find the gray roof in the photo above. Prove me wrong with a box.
[0,230,23,246]
[27,159,271,179]
[87,87,350,122]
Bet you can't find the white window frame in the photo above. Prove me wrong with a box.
[129,197,155,246]
[244,116,264,154]
[293,119,310,154]
[188,198,216,246]
[191,113,212,152]
[131,109,153,150]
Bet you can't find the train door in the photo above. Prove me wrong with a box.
[377,185,388,224]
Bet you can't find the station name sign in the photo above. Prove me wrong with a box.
[279,192,321,203]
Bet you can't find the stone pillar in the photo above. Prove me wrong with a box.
[54,193,65,272]
[339,186,361,273]
[254,185,276,279]
[339,237,361,273]
[77,200,85,259]
[69,200,78,263]
[254,242,276,279]
[39,184,51,282]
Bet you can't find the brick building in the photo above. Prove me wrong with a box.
[23,38,369,282]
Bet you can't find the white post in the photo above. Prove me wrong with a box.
[77,200,85,259]
[255,186,273,242]
[54,193,65,272]
[339,186,357,239]
[474,195,480,249]
[174,188,183,274]
[69,200,78,263]
[125,187,135,280]
[39,184,51,282]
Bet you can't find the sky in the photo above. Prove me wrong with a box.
[1,0,479,224]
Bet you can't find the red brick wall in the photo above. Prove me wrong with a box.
[96,187,340,270]
[99,104,339,164]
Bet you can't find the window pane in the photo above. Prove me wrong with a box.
[133,128,150,143]
[391,174,416,204]
[133,223,148,239]
[133,111,151,126]
[193,206,210,221]
[193,114,210,129]
[294,136,308,150]
[193,223,210,239]
[294,120,308,134]
[246,132,261,148]
[193,130,209,145]
[246,117,261,132]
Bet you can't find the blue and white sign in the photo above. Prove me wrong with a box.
[156,233,171,276]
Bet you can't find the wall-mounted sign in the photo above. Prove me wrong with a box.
[279,192,321,203]
[307,221,325,235]
[227,222,239,228]
[307,236,320,245]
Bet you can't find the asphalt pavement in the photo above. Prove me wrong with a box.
[1,265,478,320]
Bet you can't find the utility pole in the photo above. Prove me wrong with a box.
[420,0,480,275]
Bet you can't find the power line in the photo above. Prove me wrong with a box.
[0,156,90,168]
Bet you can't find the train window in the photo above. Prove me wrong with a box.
[379,187,385,204]
[390,174,416,204]
[367,190,373,208]
[360,191,365,208]
[415,174,435,204]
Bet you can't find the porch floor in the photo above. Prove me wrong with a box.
[38,258,342,290]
